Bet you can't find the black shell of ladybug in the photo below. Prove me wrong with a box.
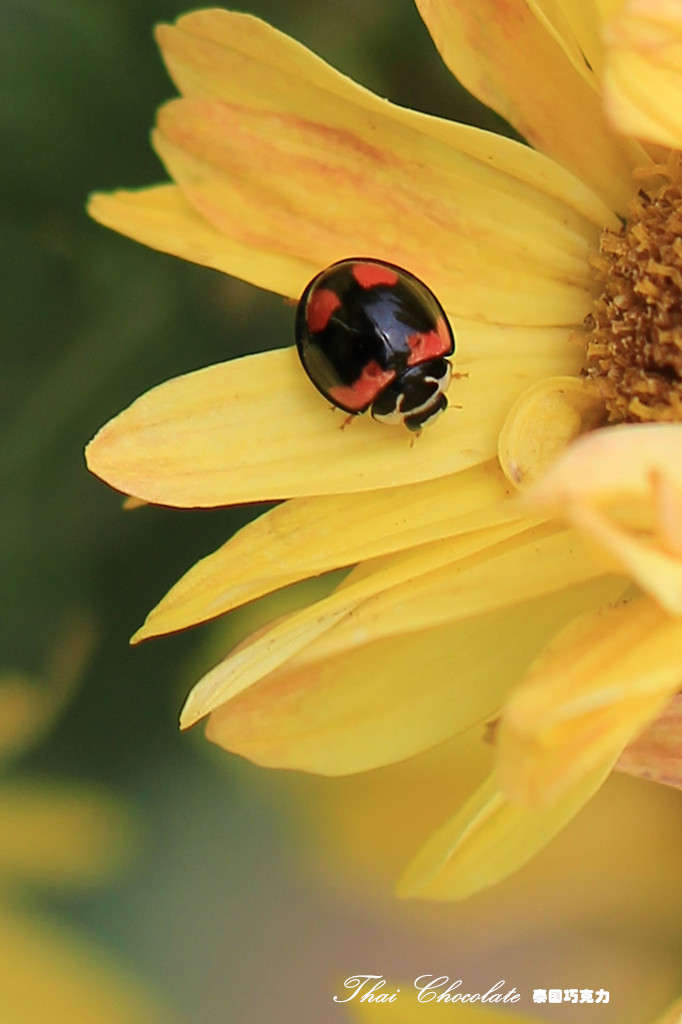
[295,258,455,432]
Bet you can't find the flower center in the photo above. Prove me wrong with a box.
[581,162,682,423]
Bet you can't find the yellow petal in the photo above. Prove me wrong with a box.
[526,423,682,610]
[397,760,612,900]
[527,422,682,506]
[86,316,583,507]
[414,0,643,211]
[197,561,625,776]
[604,0,682,148]
[181,519,541,727]
[134,460,519,641]
[152,93,601,328]
[206,608,515,775]
[206,578,622,776]
[534,0,606,78]
[569,500,682,613]
[498,596,682,805]
[298,527,620,663]
[88,184,310,297]
[528,419,679,507]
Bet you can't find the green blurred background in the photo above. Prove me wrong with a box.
[4,1,682,1022]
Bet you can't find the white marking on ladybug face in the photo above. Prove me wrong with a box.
[410,398,447,429]
[402,363,452,415]
[371,360,453,428]
[370,393,403,426]
[433,360,452,389]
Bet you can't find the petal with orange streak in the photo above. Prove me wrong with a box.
[152,93,603,328]
[88,184,312,298]
[92,11,618,327]
[414,0,643,211]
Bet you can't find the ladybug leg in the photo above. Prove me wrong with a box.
[451,371,469,379]
[338,412,356,430]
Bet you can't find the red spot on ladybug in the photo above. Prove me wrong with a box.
[351,262,399,289]
[406,321,452,366]
[295,258,456,431]
[306,288,342,333]
[329,362,397,412]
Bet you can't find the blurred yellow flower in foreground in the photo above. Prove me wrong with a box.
[87,3,682,898]
[351,999,534,1024]
[348,992,682,1024]
[0,620,176,1024]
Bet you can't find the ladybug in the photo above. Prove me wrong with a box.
[295,258,455,432]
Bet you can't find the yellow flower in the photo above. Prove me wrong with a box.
[86,3,682,898]
[347,992,682,1024]
[0,620,176,1023]
[349,996,535,1024]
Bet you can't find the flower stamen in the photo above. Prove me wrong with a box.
[582,159,682,423]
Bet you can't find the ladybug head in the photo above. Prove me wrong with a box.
[370,357,452,432]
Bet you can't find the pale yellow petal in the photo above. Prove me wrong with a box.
[397,760,612,900]
[298,527,621,663]
[527,423,682,507]
[569,501,682,613]
[526,424,682,609]
[206,575,624,775]
[86,317,583,507]
[604,0,682,147]
[498,596,682,805]
[134,460,519,641]
[414,0,642,211]
[88,184,311,297]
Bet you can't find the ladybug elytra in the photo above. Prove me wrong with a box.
[295,258,455,432]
